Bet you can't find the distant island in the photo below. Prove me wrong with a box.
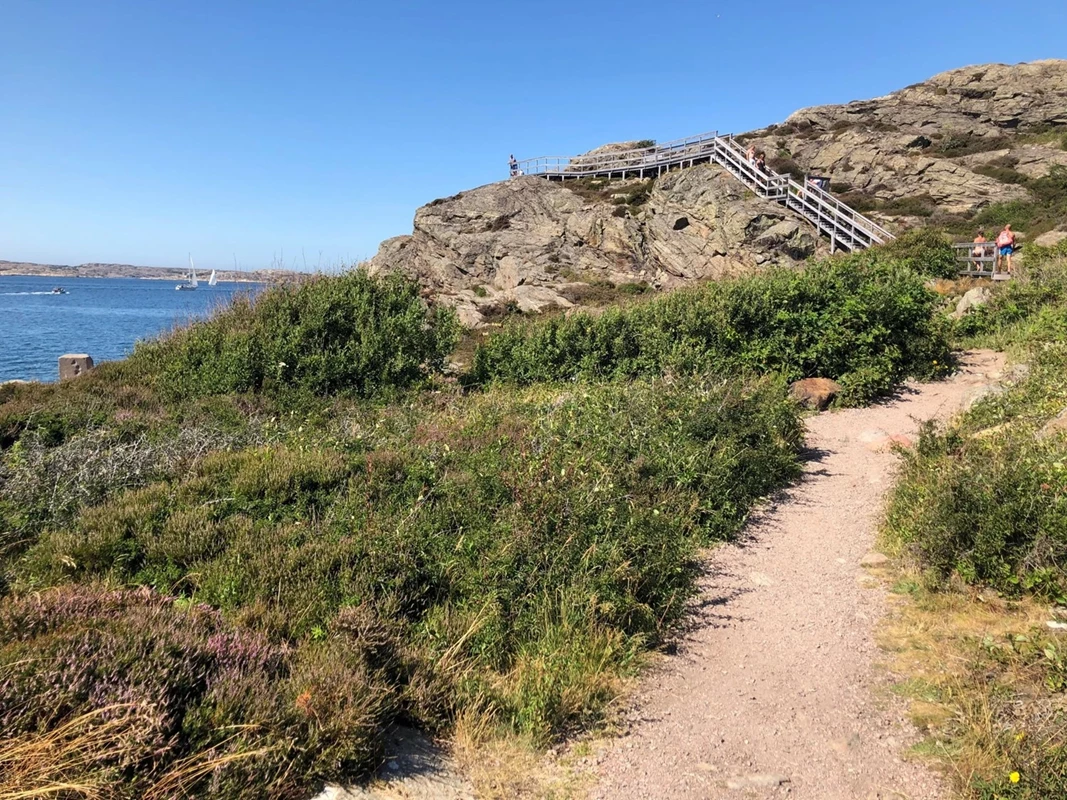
[0,259,304,283]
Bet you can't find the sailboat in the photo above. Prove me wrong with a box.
[176,255,199,291]
[208,269,218,287]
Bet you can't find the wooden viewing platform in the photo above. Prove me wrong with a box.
[953,241,1013,279]
[516,132,896,253]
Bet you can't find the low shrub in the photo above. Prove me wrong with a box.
[952,251,1067,341]
[0,585,390,798]
[880,228,958,279]
[13,377,802,751]
[885,255,1067,601]
[467,255,951,404]
[133,270,459,402]
[878,194,937,217]
[884,412,1067,599]
[974,165,1067,237]
[935,130,1010,157]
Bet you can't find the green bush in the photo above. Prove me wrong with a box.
[467,255,950,404]
[884,414,1067,599]
[885,256,1067,601]
[880,228,958,278]
[135,270,459,401]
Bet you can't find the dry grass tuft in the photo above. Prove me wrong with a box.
[879,571,1064,797]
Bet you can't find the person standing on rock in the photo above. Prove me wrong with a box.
[509,154,520,178]
[995,224,1016,274]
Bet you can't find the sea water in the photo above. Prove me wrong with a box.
[0,275,262,382]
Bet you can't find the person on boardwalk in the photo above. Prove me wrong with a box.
[509,154,520,178]
[746,144,756,166]
[995,224,1016,273]
[972,230,991,270]
[754,150,767,174]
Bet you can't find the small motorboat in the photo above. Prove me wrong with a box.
[50,287,68,295]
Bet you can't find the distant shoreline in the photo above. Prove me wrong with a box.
[0,260,303,284]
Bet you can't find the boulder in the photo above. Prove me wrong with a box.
[742,60,1067,216]
[1033,230,1067,248]
[369,167,819,326]
[1039,406,1067,440]
[368,60,1067,324]
[952,286,991,319]
[789,377,842,411]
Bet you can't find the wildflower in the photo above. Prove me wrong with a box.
[1009,771,1021,783]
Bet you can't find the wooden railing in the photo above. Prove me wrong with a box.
[953,242,1012,279]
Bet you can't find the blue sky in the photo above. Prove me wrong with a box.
[2,0,1065,271]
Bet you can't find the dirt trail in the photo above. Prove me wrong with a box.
[591,350,1006,800]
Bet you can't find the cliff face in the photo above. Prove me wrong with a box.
[744,59,1067,215]
[371,168,818,326]
[369,60,1067,326]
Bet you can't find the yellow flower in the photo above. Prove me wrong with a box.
[1009,771,1021,784]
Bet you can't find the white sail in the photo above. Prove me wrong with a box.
[189,255,198,288]
[208,269,218,287]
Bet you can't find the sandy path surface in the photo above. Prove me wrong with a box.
[591,351,1005,800]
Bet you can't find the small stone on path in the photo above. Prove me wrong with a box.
[724,773,791,790]
[860,552,890,568]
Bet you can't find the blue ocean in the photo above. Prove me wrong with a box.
[0,275,261,382]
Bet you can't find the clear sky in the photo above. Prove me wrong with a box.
[2,0,1064,271]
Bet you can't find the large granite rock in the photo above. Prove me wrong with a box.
[742,60,1067,216]
[369,165,819,326]
[369,60,1067,325]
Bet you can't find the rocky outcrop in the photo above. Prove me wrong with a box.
[743,60,1067,216]
[370,60,1067,325]
[370,166,818,326]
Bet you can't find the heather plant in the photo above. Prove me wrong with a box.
[468,255,951,404]
[0,585,389,798]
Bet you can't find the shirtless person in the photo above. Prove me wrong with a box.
[972,230,990,271]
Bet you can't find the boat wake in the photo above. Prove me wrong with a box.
[1,291,69,296]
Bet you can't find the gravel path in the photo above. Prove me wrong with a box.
[591,351,1005,800]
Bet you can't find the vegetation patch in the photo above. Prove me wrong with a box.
[2,367,802,796]
[134,270,459,402]
[972,165,1067,238]
[468,252,952,404]
[881,247,1067,795]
